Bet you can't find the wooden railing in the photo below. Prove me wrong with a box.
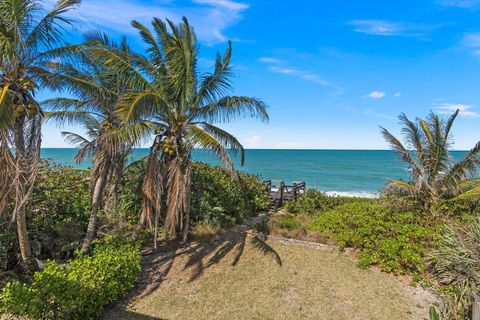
[263,179,306,211]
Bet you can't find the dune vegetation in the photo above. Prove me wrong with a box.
[273,111,480,319]
[1,1,480,320]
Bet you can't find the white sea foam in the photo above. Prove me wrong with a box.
[324,191,379,198]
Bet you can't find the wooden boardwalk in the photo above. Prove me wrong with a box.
[264,180,306,211]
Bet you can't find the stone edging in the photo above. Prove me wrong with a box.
[266,235,341,253]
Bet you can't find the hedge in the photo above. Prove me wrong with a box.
[0,237,141,319]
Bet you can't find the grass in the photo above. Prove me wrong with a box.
[104,233,434,320]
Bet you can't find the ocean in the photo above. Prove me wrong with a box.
[40,148,469,197]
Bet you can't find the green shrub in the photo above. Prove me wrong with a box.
[432,198,480,220]
[0,216,15,272]
[119,161,269,229]
[1,162,91,268]
[309,202,437,274]
[284,189,373,215]
[28,162,91,260]
[275,215,301,231]
[29,162,91,228]
[190,162,269,225]
[0,237,141,319]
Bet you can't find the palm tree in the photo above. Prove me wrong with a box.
[43,33,134,253]
[0,0,79,269]
[381,110,480,211]
[89,17,269,244]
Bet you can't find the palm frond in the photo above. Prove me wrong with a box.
[380,126,422,177]
[117,91,169,123]
[61,131,96,164]
[44,110,101,127]
[399,113,425,162]
[186,124,237,176]
[194,96,269,123]
[42,98,89,112]
[442,141,480,191]
[25,0,80,53]
[195,41,232,105]
[456,186,480,200]
[195,122,245,165]
[131,20,165,70]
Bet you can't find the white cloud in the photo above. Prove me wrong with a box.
[365,91,386,99]
[394,92,401,97]
[461,33,480,58]
[192,0,248,10]
[259,56,343,96]
[349,20,404,36]
[46,0,248,44]
[348,20,434,37]
[437,0,480,8]
[259,57,282,64]
[463,32,480,47]
[243,135,262,148]
[436,103,479,118]
[269,65,333,87]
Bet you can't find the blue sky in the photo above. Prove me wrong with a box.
[41,0,480,149]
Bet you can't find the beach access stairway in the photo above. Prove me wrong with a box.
[264,180,306,211]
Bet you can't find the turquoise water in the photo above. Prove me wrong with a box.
[40,148,468,197]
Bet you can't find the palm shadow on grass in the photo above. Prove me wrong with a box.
[101,219,281,319]
[107,310,166,320]
[138,221,280,298]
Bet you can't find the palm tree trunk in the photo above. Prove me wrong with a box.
[104,154,125,224]
[166,157,191,240]
[15,205,36,269]
[136,146,164,245]
[12,117,37,271]
[0,133,14,215]
[81,162,110,254]
[132,210,146,241]
[182,163,191,242]
[112,157,125,220]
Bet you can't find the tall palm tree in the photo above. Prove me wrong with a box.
[89,17,269,244]
[0,0,79,269]
[43,33,134,253]
[381,110,480,211]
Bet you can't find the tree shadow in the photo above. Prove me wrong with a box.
[102,216,281,319]
[108,310,167,319]
[142,216,279,294]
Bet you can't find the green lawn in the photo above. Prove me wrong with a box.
[103,232,434,320]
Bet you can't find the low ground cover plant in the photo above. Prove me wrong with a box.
[0,237,141,319]
[309,202,437,273]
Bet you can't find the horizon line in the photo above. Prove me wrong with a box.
[40,147,472,152]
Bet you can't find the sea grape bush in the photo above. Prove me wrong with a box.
[0,237,141,319]
[308,202,437,274]
[189,162,269,225]
[29,162,91,229]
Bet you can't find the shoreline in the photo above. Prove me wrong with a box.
[324,190,379,198]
